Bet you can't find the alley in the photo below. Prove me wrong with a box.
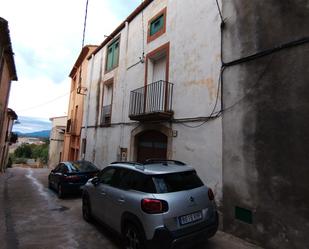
[0,167,262,249]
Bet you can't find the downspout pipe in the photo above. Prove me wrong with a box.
[82,53,95,160]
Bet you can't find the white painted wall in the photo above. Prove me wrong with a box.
[81,0,223,204]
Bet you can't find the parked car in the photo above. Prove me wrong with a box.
[82,159,218,249]
[48,160,99,198]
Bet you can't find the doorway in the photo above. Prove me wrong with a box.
[136,130,167,163]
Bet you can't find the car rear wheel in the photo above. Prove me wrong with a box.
[57,184,65,198]
[124,223,145,249]
[82,195,92,222]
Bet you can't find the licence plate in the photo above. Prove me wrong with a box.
[179,211,202,225]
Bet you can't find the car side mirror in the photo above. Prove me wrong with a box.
[91,177,100,186]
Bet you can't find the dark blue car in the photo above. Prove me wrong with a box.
[48,160,99,198]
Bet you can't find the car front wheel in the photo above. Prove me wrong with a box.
[124,223,145,249]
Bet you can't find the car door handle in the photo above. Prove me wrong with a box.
[118,198,125,203]
[100,191,107,196]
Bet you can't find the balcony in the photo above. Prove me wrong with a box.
[129,80,174,121]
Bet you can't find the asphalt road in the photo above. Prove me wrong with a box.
[0,167,263,249]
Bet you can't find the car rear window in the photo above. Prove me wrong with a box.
[69,161,97,172]
[152,170,204,193]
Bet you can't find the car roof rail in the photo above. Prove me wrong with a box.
[144,159,186,166]
[110,161,145,171]
[110,161,141,165]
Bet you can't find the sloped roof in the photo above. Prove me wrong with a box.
[69,45,98,78]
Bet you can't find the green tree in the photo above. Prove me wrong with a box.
[14,143,33,158]
[13,141,49,164]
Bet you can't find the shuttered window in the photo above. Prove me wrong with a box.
[106,38,120,71]
[150,14,164,36]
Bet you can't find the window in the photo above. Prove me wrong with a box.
[152,170,204,193]
[116,169,156,193]
[147,8,167,43]
[101,81,113,126]
[150,14,164,36]
[60,164,69,174]
[99,167,116,185]
[81,138,87,154]
[106,38,120,72]
[69,161,97,172]
[66,119,71,133]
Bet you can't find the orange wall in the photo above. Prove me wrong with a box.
[62,47,97,161]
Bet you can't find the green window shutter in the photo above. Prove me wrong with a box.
[150,14,164,36]
[106,46,114,71]
[113,41,119,68]
[106,38,120,71]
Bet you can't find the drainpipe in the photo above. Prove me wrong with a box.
[119,21,130,152]
[82,53,95,160]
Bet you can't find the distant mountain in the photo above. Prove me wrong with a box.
[12,116,52,134]
[16,130,51,138]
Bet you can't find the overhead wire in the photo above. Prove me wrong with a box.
[179,0,309,128]
[17,92,70,112]
[82,0,89,48]
[177,0,224,128]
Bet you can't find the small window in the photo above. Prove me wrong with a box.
[150,14,164,36]
[101,82,113,126]
[66,119,72,133]
[106,38,120,72]
[147,8,167,43]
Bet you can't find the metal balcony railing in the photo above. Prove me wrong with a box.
[129,80,174,121]
[101,104,112,125]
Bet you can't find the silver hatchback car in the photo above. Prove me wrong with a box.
[82,160,218,249]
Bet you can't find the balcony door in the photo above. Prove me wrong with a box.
[146,54,167,113]
[101,80,113,125]
[152,55,166,83]
[136,130,167,163]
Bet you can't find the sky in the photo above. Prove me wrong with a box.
[0,0,141,132]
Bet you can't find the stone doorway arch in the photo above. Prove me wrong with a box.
[130,124,172,162]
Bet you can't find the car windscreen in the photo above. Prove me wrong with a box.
[152,170,204,193]
[69,161,98,172]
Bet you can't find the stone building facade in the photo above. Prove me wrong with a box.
[81,0,223,204]
[0,17,18,172]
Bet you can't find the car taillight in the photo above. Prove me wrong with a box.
[208,188,214,201]
[141,199,169,214]
[65,175,81,181]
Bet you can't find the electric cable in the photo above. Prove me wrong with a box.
[178,1,309,128]
[141,0,145,56]
[82,0,89,48]
[215,0,224,23]
[17,92,70,112]
[177,67,223,128]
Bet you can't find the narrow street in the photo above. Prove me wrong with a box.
[0,167,262,249]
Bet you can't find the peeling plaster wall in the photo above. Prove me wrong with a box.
[222,1,309,248]
[82,0,222,204]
